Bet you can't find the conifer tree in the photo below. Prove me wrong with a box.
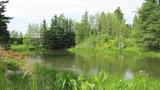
[42,15,75,49]
[40,19,47,47]
[135,0,160,50]
[75,11,91,44]
[0,0,12,49]
[114,7,124,22]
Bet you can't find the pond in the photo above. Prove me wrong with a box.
[29,50,160,79]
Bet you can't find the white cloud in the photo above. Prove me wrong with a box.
[5,0,144,33]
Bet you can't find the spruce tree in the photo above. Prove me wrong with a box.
[135,0,160,50]
[0,0,12,49]
[43,15,75,49]
[40,19,47,47]
[114,7,124,22]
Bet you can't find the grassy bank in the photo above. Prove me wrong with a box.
[1,45,160,90]
[69,33,160,58]
[69,47,160,60]
[0,57,160,90]
[11,45,43,56]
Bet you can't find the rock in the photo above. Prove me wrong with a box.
[138,70,149,77]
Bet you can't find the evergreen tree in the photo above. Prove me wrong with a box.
[131,15,142,45]
[98,12,107,34]
[114,7,124,22]
[133,15,138,28]
[135,0,160,50]
[62,19,75,48]
[42,15,75,49]
[0,0,12,49]
[89,15,98,35]
[75,11,91,44]
[40,19,47,47]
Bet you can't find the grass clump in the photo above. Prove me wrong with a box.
[11,45,43,56]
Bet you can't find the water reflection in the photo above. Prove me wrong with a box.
[124,69,134,80]
[29,50,160,78]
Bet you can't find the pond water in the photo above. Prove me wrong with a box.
[29,50,160,79]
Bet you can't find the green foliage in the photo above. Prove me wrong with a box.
[10,30,19,38]
[75,11,91,44]
[23,23,40,47]
[74,11,129,50]
[42,14,75,49]
[98,12,107,34]
[88,14,98,35]
[0,1,12,49]
[10,38,23,45]
[11,45,35,52]
[114,7,124,22]
[73,2,160,52]
[10,30,23,38]
[74,34,108,49]
[40,19,47,46]
[134,0,160,51]
[10,30,23,45]
[10,45,42,56]
[98,13,128,39]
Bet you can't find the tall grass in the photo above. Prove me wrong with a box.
[11,45,43,56]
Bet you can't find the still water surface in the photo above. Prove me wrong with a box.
[30,50,160,79]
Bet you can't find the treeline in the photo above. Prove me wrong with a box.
[19,7,129,50]
[73,0,160,51]
[74,8,130,49]
[1,0,160,51]
[10,30,23,45]
[16,15,75,49]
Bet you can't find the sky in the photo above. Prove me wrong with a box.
[4,0,144,34]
